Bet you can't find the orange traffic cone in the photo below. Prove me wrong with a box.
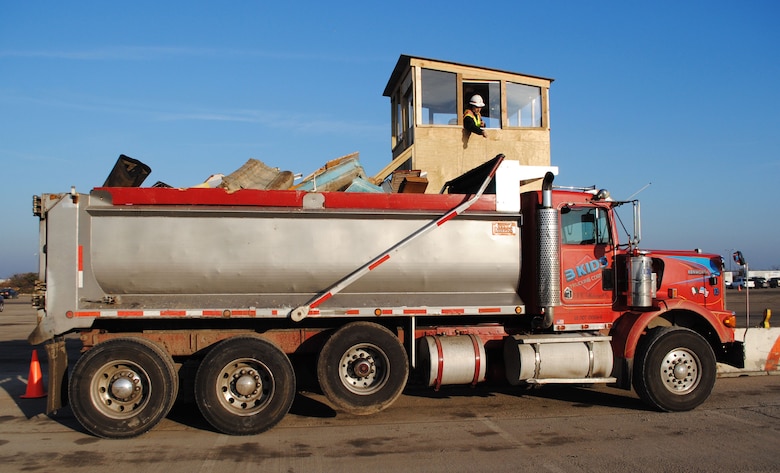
[20,350,46,399]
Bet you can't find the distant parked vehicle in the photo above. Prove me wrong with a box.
[0,288,18,299]
[769,277,780,288]
[730,277,755,289]
[750,277,769,289]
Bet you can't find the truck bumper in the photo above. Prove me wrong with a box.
[717,327,780,377]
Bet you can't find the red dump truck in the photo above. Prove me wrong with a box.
[31,155,749,438]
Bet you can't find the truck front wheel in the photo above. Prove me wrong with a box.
[69,337,178,438]
[194,336,296,435]
[317,322,409,415]
[633,327,717,412]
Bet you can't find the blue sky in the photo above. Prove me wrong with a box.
[1,1,778,278]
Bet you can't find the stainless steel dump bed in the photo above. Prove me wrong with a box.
[33,156,527,342]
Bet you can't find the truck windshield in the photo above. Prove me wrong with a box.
[561,207,611,246]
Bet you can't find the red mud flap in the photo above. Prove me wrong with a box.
[717,327,780,377]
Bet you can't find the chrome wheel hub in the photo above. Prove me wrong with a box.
[339,343,388,395]
[661,347,701,395]
[92,363,149,418]
[216,359,274,415]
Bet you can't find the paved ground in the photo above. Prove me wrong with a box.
[726,286,779,326]
[1,294,779,472]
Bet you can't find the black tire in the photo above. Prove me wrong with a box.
[633,327,716,412]
[68,337,178,438]
[317,322,409,415]
[194,336,295,436]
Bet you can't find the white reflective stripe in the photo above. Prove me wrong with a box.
[78,305,523,318]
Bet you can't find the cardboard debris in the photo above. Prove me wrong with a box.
[105,152,407,195]
[219,159,294,192]
[291,152,370,192]
[345,177,384,193]
[398,176,428,193]
[192,174,224,188]
[294,152,360,185]
[389,170,422,193]
[293,157,367,192]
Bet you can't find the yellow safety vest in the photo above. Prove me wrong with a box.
[464,109,483,128]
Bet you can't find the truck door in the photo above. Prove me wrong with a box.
[559,206,615,312]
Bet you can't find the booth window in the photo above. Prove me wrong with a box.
[421,69,457,125]
[392,85,414,150]
[463,81,501,128]
[507,82,542,128]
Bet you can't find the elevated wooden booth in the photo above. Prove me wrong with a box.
[376,55,554,193]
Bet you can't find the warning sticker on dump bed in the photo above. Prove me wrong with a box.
[492,222,518,236]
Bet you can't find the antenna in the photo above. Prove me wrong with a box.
[627,182,652,200]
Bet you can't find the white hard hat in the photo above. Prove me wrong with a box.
[469,95,485,108]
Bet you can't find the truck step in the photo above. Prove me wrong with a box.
[524,377,617,385]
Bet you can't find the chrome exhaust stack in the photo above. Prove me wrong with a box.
[536,172,560,329]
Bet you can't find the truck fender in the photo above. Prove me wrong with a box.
[614,300,733,360]
[610,300,733,389]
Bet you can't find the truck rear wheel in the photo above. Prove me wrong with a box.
[317,322,408,415]
[633,327,716,412]
[194,336,295,435]
[69,337,178,438]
